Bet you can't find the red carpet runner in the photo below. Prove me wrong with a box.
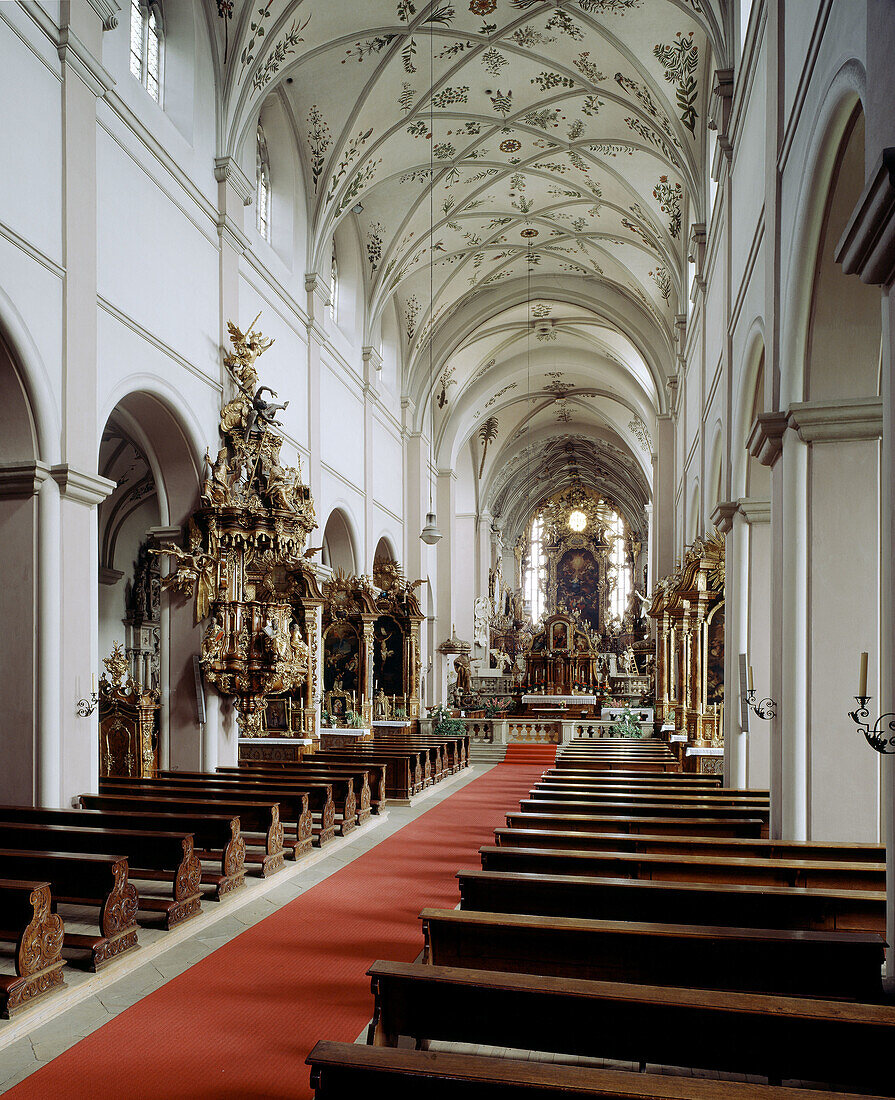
[502,744,557,766]
[7,764,545,1100]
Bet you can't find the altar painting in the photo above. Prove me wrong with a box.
[556,548,600,631]
[323,621,359,694]
[706,604,724,705]
[373,615,404,695]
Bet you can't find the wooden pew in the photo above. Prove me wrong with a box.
[305,750,420,800]
[506,812,765,838]
[85,790,286,875]
[531,782,769,803]
[365,960,895,1092]
[0,820,201,929]
[518,798,770,830]
[419,907,886,1000]
[0,849,138,969]
[494,826,886,863]
[306,1041,886,1100]
[544,770,721,786]
[478,844,885,891]
[457,868,886,932]
[0,880,65,1017]
[71,801,246,897]
[232,762,387,815]
[373,738,443,783]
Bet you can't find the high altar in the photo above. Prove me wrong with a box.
[648,532,724,764]
[523,612,602,700]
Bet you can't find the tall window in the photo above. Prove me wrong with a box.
[256,124,271,241]
[130,1,163,104]
[609,512,632,622]
[523,515,546,624]
[329,242,339,321]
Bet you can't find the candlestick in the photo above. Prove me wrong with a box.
[747,665,754,691]
[859,652,868,697]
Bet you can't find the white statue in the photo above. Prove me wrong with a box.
[474,596,491,649]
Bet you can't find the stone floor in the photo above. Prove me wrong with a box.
[0,764,484,1093]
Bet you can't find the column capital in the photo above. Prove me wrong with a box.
[0,461,52,499]
[709,67,734,161]
[836,147,895,287]
[746,411,788,468]
[709,500,738,534]
[147,525,183,546]
[214,157,254,206]
[50,465,116,506]
[57,25,115,96]
[86,0,122,30]
[787,397,883,443]
[736,497,772,525]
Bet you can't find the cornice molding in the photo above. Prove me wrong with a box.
[737,497,771,525]
[214,156,254,207]
[709,68,734,161]
[836,148,895,288]
[747,411,788,468]
[709,500,738,535]
[787,398,883,443]
[362,345,383,371]
[217,213,250,255]
[0,461,52,499]
[50,465,116,506]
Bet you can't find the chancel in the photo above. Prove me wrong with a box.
[0,0,894,1096]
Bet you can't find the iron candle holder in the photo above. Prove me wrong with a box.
[76,691,98,718]
[848,696,895,754]
[745,688,776,721]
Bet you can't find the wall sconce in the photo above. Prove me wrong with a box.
[745,689,776,721]
[848,697,895,754]
[77,676,98,717]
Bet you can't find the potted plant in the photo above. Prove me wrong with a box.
[610,706,643,739]
[430,703,466,739]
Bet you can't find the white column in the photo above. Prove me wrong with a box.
[38,474,62,805]
[435,468,456,702]
[203,692,222,772]
[740,498,772,789]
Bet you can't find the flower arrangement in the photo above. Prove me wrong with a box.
[429,703,466,738]
[610,706,643,739]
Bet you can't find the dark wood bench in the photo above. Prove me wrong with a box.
[0,879,65,1017]
[306,1041,879,1099]
[528,787,770,809]
[0,849,138,969]
[72,800,246,897]
[230,762,387,815]
[506,812,765,838]
[478,844,885,891]
[86,789,286,875]
[372,739,442,783]
[519,798,770,830]
[543,770,722,786]
[0,820,201,929]
[306,750,420,800]
[419,906,886,1000]
[553,760,680,773]
[366,960,895,1091]
[457,868,886,932]
[494,827,886,863]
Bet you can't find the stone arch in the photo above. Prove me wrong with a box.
[322,507,359,574]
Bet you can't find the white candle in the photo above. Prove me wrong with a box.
[747,665,754,691]
[859,652,868,697]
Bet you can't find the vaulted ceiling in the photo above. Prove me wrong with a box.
[208,0,729,537]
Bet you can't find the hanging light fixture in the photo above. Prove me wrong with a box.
[420,19,442,546]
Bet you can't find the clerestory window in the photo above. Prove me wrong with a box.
[130,1,163,104]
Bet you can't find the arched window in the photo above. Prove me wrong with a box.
[256,124,271,241]
[608,512,632,623]
[523,514,546,623]
[129,1,164,104]
[329,242,339,321]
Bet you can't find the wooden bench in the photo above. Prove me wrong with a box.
[306,1041,884,1099]
[0,820,201,928]
[506,812,765,838]
[519,798,770,829]
[72,800,246,897]
[85,789,287,875]
[543,770,722,787]
[373,739,443,783]
[530,785,770,808]
[231,762,387,815]
[365,960,895,1091]
[419,907,886,1000]
[494,827,885,863]
[305,750,420,800]
[457,868,886,932]
[0,879,65,1017]
[478,844,885,891]
[0,849,138,969]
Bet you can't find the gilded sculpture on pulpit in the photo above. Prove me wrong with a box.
[152,315,322,739]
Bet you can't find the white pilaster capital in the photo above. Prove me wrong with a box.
[0,461,52,499]
[708,68,734,161]
[214,157,254,207]
[787,398,883,443]
[147,525,183,545]
[736,497,771,525]
[709,500,738,535]
[217,214,250,255]
[836,148,895,287]
[50,465,116,506]
[57,25,115,96]
[362,345,383,372]
[746,411,788,468]
[304,272,331,323]
[86,0,122,30]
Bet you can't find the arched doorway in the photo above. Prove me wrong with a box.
[321,508,358,574]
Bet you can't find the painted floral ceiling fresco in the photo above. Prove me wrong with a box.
[211,0,727,527]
